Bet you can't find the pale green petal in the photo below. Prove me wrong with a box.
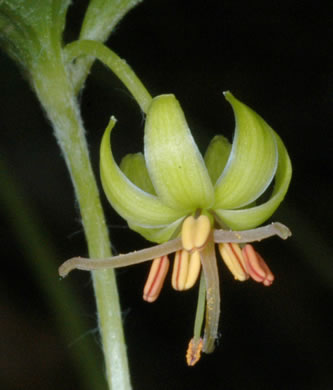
[120,152,156,195]
[214,133,292,230]
[144,95,214,211]
[128,217,184,244]
[100,117,185,226]
[204,135,231,185]
[214,92,278,209]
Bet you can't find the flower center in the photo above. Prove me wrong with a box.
[171,214,211,291]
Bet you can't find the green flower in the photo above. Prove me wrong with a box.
[60,91,292,365]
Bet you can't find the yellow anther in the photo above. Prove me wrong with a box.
[143,256,170,302]
[186,338,203,366]
[181,215,211,252]
[172,250,189,290]
[181,216,196,251]
[172,250,201,291]
[184,250,201,290]
[218,242,248,281]
[193,215,211,248]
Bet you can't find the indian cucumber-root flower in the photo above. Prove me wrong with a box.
[59,91,292,365]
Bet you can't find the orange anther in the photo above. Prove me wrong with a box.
[186,338,203,366]
[143,256,170,302]
[242,244,274,286]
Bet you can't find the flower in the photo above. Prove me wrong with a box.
[59,91,292,365]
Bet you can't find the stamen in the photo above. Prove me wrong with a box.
[143,256,170,302]
[242,244,274,286]
[181,215,211,252]
[182,216,196,251]
[186,338,203,366]
[184,251,201,290]
[193,215,211,249]
[218,242,249,281]
[256,252,274,286]
[172,250,201,291]
[172,250,189,290]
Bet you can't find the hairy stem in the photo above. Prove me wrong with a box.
[32,47,131,390]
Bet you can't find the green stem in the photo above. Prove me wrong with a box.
[32,47,131,390]
[64,39,152,113]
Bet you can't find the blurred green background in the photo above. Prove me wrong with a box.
[1,1,332,389]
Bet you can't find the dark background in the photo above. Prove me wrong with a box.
[1,1,332,389]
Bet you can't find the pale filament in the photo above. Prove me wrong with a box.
[58,222,291,278]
